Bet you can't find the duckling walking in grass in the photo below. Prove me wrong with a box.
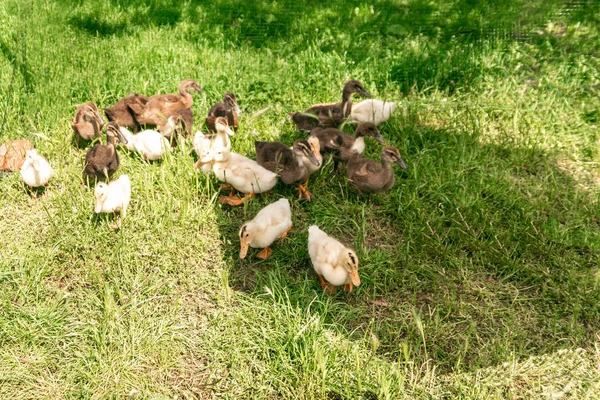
[118,126,171,161]
[94,174,131,228]
[308,225,360,294]
[347,146,407,195]
[239,198,292,260]
[20,149,53,192]
[72,102,105,149]
[83,122,127,184]
[350,99,397,126]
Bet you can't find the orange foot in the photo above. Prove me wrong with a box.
[297,184,313,201]
[257,247,273,259]
[277,224,293,244]
[219,194,245,206]
[318,274,337,295]
[343,283,354,292]
[220,183,235,191]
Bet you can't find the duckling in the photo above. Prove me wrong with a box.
[239,198,292,260]
[347,146,407,195]
[128,79,204,127]
[0,139,33,172]
[308,225,360,294]
[206,92,241,133]
[290,80,372,130]
[255,139,320,201]
[94,174,131,228]
[350,99,397,126]
[311,122,384,170]
[104,94,149,133]
[160,108,193,142]
[208,147,278,206]
[72,102,105,148]
[118,126,171,161]
[193,116,234,171]
[20,149,53,190]
[83,122,127,183]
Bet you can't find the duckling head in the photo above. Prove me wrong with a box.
[306,136,322,163]
[356,122,385,144]
[106,122,128,144]
[83,102,105,127]
[93,182,109,213]
[24,149,41,169]
[224,92,241,114]
[215,117,235,137]
[293,139,320,166]
[180,79,205,93]
[344,80,372,98]
[239,222,258,259]
[340,248,361,286]
[382,146,407,169]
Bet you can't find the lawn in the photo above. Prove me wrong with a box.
[1,0,599,398]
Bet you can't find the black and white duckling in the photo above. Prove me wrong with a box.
[350,99,397,126]
[83,122,127,183]
[311,122,384,170]
[239,198,292,260]
[254,138,320,201]
[347,146,407,195]
[193,116,234,171]
[94,174,131,228]
[290,80,372,130]
[308,225,360,294]
[72,102,105,148]
[206,147,278,206]
[206,92,241,133]
[20,149,53,190]
[104,94,149,133]
[118,126,171,161]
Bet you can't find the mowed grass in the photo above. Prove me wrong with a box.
[1,0,600,398]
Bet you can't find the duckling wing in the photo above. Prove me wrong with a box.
[349,158,383,178]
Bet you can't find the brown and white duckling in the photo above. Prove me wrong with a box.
[128,79,204,127]
[83,122,127,183]
[206,92,241,133]
[160,108,193,142]
[290,80,372,130]
[311,122,384,170]
[255,138,320,201]
[104,94,149,133]
[239,198,292,260]
[0,139,33,172]
[193,117,235,171]
[347,146,407,195]
[308,225,360,294]
[350,99,397,126]
[72,102,105,148]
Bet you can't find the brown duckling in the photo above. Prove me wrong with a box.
[0,139,34,172]
[347,146,407,195]
[83,122,127,184]
[255,139,320,201]
[311,122,384,170]
[128,79,204,127]
[72,102,105,148]
[104,94,149,133]
[160,108,194,143]
[206,92,241,133]
[290,80,371,130]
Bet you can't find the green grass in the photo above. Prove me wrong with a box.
[1,0,600,398]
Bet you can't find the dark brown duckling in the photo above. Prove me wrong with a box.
[310,122,384,171]
[128,79,204,127]
[104,94,149,133]
[206,92,240,133]
[290,80,371,130]
[347,146,407,195]
[160,108,194,144]
[72,102,105,149]
[83,122,128,184]
[255,139,320,201]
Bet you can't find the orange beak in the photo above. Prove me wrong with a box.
[349,270,360,286]
[240,242,249,259]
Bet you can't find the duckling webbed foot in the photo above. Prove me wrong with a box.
[277,224,293,244]
[256,247,273,260]
[318,274,337,295]
[297,184,313,201]
[343,283,354,292]
[219,191,254,206]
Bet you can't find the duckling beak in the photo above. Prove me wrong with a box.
[193,84,205,93]
[225,125,235,137]
[116,129,128,144]
[361,89,372,98]
[349,270,361,286]
[374,134,385,144]
[234,103,242,114]
[96,111,105,126]
[308,152,320,166]
[396,157,408,170]
[239,242,249,259]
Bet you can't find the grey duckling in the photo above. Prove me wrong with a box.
[255,139,320,201]
[104,94,149,133]
[206,92,240,133]
[347,146,407,195]
[290,80,371,130]
[83,122,127,184]
[72,102,105,149]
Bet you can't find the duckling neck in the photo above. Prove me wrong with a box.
[341,90,353,116]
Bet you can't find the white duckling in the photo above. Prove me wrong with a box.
[239,198,292,260]
[20,149,53,190]
[308,225,361,294]
[94,174,131,226]
[193,116,235,172]
[350,99,397,126]
[209,147,278,206]
[118,127,170,161]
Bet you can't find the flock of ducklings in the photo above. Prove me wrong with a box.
[2,79,405,294]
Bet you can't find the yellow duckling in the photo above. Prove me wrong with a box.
[308,225,360,294]
[239,198,292,260]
